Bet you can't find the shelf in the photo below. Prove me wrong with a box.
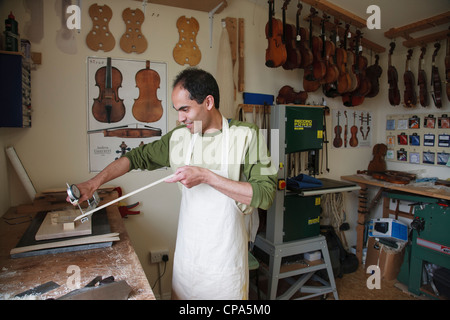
[141,0,227,14]
[384,11,450,48]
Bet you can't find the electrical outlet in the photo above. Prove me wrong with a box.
[150,249,169,263]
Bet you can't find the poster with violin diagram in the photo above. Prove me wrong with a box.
[331,109,372,149]
[87,57,167,172]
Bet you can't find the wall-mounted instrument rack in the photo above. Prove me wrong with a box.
[384,11,450,48]
[301,0,385,53]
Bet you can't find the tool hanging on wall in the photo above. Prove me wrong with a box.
[120,8,148,54]
[69,174,174,222]
[86,4,115,52]
[173,16,201,66]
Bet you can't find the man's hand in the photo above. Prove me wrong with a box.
[165,165,253,206]
[165,165,208,188]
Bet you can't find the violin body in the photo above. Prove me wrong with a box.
[132,61,163,123]
[333,111,343,148]
[418,47,429,107]
[431,43,442,108]
[320,16,338,85]
[349,112,358,147]
[446,32,450,101]
[365,54,382,98]
[312,35,326,80]
[265,0,287,68]
[92,57,126,123]
[283,23,302,70]
[303,8,320,92]
[276,85,307,104]
[322,38,339,84]
[403,49,417,108]
[387,42,401,106]
[336,43,351,94]
[296,3,313,69]
[342,31,370,107]
[343,26,357,92]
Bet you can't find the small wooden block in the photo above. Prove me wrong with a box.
[63,222,75,230]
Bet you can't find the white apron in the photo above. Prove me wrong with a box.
[172,117,249,300]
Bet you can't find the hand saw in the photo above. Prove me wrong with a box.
[68,174,174,222]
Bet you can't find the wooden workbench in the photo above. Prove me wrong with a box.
[341,174,450,264]
[0,189,155,300]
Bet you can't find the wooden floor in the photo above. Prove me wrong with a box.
[250,265,420,300]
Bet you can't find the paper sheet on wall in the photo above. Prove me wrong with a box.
[87,57,167,172]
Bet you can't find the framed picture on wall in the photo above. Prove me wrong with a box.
[86,57,168,172]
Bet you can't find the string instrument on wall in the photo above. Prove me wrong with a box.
[296,2,313,69]
[365,54,382,98]
[92,57,126,123]
[431,42,442,108]
[320,14,339,85]
[403,49,417,108]
[387,42,401,106]
[335,20,351,95]
[342,30,370,107]
[303,8,321,92]
[446,29,450,101]
[311,9,326,82]
[349,111,358,147]
[265,0,287,68]
[343,24,357,93]
[417,46,429,107]
[323,19,341,98]
[282,1,302,70]
[132,61,163,123]
[333,111,343,148]
[276,85,308,104]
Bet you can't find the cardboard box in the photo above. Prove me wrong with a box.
[365,237,405,281]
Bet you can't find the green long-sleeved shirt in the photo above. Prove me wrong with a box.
[124,119,276,213]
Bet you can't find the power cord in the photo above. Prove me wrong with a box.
[152,254,169,290]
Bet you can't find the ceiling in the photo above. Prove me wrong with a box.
[248,0,450,52]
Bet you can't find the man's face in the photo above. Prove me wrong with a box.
[172,85,212,134]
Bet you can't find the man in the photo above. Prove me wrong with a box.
[71,68,276,299]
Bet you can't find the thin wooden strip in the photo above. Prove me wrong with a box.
[10,233,120,255]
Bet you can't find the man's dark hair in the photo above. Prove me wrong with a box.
[173,68,220,109]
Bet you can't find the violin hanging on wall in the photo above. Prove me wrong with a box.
[403,49,417,108]
[431,42,442,108]
[282,0,302,70]
[446,29,450,101]
[320,13,339,85]
[365,54,382,98]
[417,46,429,107]
[265,0,287,68]
[342,30,370,107]
[303,7,321,92]
[387,42,401,106]
[296,2,313,69]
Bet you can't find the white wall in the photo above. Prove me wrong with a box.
[1,0,448,299]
